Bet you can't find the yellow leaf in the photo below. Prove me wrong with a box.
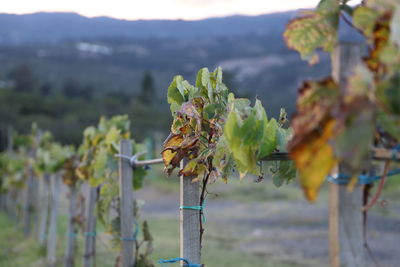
[291,119,338,202]
[123,132,130,139]
[92,134,103,146]
[179,160,198,176]
[161,134,183,166]
[76,166,89,180]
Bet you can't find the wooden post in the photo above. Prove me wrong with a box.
[118,140,135,267]
[39,174,51,245]
[32,176,40,239]
[83,185,98,267]
[65,184,78,267]
[23,165,36,237]
[47,173,61,267]
[329,42,366,267]
[7,189,18,221]
[180,159,201,266]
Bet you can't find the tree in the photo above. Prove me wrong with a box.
[62,79,93,101]
[7,64,35,93]
[40,82,52,97]
[139,71,155,104]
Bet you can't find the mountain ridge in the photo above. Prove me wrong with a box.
[0,11,296,44]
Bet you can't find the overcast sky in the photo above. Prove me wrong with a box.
[2,0,320,20]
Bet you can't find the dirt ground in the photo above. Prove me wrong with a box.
[136,183,400,267]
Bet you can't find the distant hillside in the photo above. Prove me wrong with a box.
[0,11,336,117]
[0,11,334,144]
[0,12,296,44]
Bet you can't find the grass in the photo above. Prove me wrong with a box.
[148,218,296,267]
[1,164,398,266]
[0,211,299,267]
[145,164,303,203]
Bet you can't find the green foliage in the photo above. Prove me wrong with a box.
[0,152,28,190]
[35,143,74,174]
[76,115,152,265]
[163,67,294,187]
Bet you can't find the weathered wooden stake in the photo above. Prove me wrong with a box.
[32,176,40,239]
[47,173,61,267]
[83,185,98,267]
[118,139,135,267]
[65,184,78,267]
[23,165,36,237]
[7,189,18,221]
[329,42,366,267]
[180,159,201,266]
[39,174,51,245]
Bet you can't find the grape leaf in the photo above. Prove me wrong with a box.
[288,78,340,201]
[353,6,380,37]
[291,119,338,202]
[259,118,278,158]
[284,0,339,64]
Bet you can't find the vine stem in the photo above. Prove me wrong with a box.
[199,166,211,245]
[363,184,382,267]
[362,161,390,211]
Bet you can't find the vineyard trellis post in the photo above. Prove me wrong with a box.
[180,158,201,266]
[118,139,135,267]
[32,175,40,239]
[46,173,61,267]
[22,161,36,237]
[329,42,366,267]
[65,183,79,267]
[38,173,50,245]
[83,184,98,267]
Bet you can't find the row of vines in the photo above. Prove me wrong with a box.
[0,0,400,266]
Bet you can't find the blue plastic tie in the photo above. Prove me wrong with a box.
[84,231,97,237]
[121,221,139,241]
[68,232,78,238]
[392,145,400,160]
[327,168,400,185]
[180,199,206,223]
[158,257,202,267]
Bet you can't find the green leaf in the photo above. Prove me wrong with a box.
[167,76,185,112]
[196,68,210,88]
[133,167,146,189]
[92,147,108,184]
[284,1,339,64]
[377,109,400,140]
[224,99,270,176]
[203,103,222,119]
[260,118,278,158]
[335,110,375,173]
[105,127,120,146]
[353,6,380,37]
[266,160,296,187]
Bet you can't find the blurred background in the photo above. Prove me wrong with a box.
[2,1,399,267]
[0,0,331,148]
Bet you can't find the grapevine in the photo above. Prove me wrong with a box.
[284,0,400,201]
